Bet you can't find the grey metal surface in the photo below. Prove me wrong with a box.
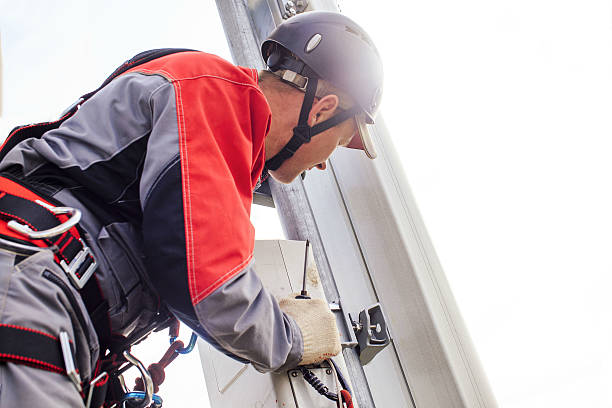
[269,177,378,408]
[215,0,497,407]
[215,0,265,69]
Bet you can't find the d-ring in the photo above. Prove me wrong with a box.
[7,200,81,239]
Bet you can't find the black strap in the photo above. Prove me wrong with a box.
[264,79,360,171]
[265,77,319,171]
[0,324,112,407]
[81,279,111,350]
[0,324,68,374]
[310,106,359,136]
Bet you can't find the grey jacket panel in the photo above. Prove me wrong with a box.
[139,80,181,208]
[194,260,303,373]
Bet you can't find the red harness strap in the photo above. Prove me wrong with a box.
[0,176,93,278]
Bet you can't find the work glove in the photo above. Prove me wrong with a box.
[279,294,342,365]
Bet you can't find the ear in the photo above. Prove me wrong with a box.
[308,95,339,126]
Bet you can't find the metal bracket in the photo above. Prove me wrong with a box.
[276,0,308,19]
[352,303,391,365]
[330,302,391,365]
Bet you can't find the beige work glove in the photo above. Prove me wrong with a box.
[279,294,342,365]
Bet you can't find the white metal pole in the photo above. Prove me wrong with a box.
[214,1,497,407]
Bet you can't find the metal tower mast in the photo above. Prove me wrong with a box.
[206,1,498,406]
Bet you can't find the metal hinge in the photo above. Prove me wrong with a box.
[330,301,391,365]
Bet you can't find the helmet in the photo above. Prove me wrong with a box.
[262,10,383,124]
[261,11,384,170]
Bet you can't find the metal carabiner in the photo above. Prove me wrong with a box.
[7,200,82,239]
[122,350,153,408]
[174,332,198,354]
[85,372,108,408]
[121,392,163,408]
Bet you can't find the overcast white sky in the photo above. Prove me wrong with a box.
[1,1,612,407]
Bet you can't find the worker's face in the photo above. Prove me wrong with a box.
[268,110,358,184]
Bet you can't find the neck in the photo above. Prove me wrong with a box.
[260,81,303,160]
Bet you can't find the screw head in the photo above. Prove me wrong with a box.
[291,371,299,377]
[325,368,332,375]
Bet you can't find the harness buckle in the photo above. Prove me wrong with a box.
[60,245,97,289]
[7,199,96,289]
[59,330,82,393]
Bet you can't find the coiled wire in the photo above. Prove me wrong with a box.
[299,366,339,402]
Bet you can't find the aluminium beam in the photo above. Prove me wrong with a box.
[214,1,497,407]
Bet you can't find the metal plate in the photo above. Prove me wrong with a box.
[288,368,338,408]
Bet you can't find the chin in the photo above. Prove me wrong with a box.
[268,169,300,184]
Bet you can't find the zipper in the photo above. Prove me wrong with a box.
[43,270,91,339]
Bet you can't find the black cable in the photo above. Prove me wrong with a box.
[329,358,352,395]
[299,366,339,402]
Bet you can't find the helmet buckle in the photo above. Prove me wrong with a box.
[293,125,312,143]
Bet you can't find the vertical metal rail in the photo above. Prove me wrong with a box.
[214,1,498,407]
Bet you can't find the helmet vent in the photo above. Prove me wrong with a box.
[305,34,322,53]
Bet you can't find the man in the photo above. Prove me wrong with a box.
[0,10,382,407]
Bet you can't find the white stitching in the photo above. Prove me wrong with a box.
[174,79,197,298]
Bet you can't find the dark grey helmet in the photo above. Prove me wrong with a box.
[262,10,383,124]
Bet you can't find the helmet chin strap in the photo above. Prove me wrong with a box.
[265,77,359,171]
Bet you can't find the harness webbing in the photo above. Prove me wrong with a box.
[0,175,111,349]
[0,324,70,374]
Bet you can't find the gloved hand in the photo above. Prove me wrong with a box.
[279,294,342,365]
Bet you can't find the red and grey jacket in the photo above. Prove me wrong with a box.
[0,51,303,372]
